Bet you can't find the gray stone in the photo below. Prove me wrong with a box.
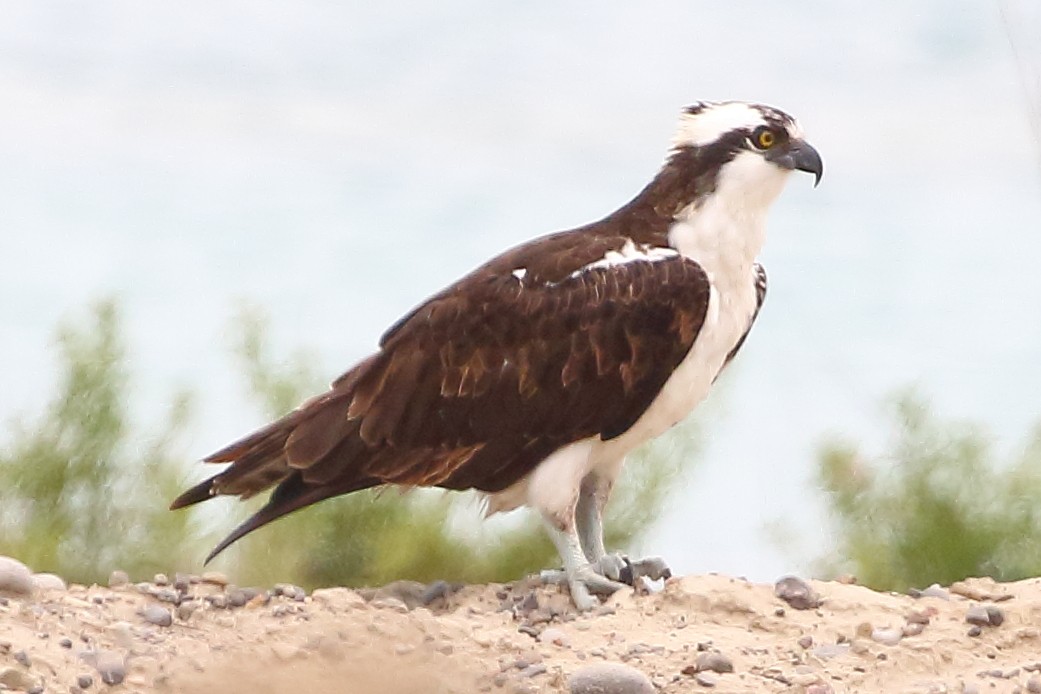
[31,572,67,592]
[1027,676,1041,693]
[915,584,951,600]
[520,664,547,678]
[695,652,733,674]
[14,650,31,668]
[568,663,654,694]
[694,672,717,687]
[0,667,38,691]
[141,605,173,627]
[966,606,991,626]
[870,628,902,646]
[78,673,94,689]
[83,651,125,686]
[153,573,169,586]
[986,606,1005,626]
[94,653,124,686]
[107,570,129,588]
[0,556,34,596]
[176,601,199,621]
[774,576,822,610]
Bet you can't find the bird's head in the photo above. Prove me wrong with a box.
[656,101,823,217]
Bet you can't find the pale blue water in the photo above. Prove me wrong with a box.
[3,0,1040,580]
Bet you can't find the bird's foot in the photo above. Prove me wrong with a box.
[588,553,672,585]
[540,564,629,611]
[620,555,672,584]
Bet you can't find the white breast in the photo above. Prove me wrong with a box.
[488,150,789,520]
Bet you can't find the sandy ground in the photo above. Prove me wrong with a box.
[2,565,1041,694]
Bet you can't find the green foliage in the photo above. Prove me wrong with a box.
[816,392,1041,592]
[0,299,199,583]
[222,305,701,589]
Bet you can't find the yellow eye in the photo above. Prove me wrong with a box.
[755,128,776,149]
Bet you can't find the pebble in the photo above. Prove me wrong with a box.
[177,601,199,621]
[141,604,173,627]
[0,556,34,596]
[694,652,734,674]
[694,672,717,688]
[1027,676,1041,693]
[568,663,654,694]
[93,651,126,685]
[0,667,38,691]
[153,588,180,604]
[153,573,169,586]
[78,674,94,689]
[107,570,130,588]
[902,623,925,637]
[774,576,822,610]
[201,571,229,587]
[914,584,951,600]
[520,664,547,678]
[226,588,250,608]
[31,572,67,592]
[59,638,73,649]
[967,626,983,637]
[14,650,31,667]
[797,635,813,649]
[273,583,306,601]
[966,606,1003,627]
[870,628,902,646]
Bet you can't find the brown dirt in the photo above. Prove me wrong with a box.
[2,570,1041,693]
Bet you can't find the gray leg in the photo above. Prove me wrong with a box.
[574,478,672,585]
[539,517,628,611]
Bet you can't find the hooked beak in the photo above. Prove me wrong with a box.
[767,139,823,187]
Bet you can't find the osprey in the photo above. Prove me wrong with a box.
[172,100,822,609]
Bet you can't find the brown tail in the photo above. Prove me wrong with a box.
[203,471,379,563]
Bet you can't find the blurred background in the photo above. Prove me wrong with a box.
[2,0,1040,589]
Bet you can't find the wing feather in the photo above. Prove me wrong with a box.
[174,232,713,558]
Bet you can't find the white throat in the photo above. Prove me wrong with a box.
[668,150,789,282]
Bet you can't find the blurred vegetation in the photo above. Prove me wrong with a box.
[0,299,200,583]
[0,300,700,588]
[816,392,1041,592]
[224,305,701,588]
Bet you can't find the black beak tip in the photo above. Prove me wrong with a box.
[793,140,823,188]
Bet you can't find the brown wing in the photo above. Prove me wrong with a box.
[171,235,711,560]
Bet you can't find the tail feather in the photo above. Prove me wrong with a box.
[169,474,220,510]
[204,472,379,563]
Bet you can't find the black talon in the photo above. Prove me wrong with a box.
[619,557,635,586]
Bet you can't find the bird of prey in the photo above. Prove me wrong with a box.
[172,100,823,610]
